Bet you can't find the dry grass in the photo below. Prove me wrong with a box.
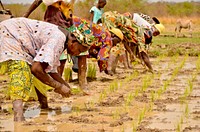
[159,16,200,25]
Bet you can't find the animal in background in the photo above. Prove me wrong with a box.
[175,19,192,38]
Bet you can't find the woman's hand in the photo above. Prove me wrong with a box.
[54,84,71,97]
[31,61,72,97]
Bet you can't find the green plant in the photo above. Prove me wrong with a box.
[156,87,163,99]
[176,121,181,132]
[109,80,118,93]
[184,104,189,118]
[87,63,97,79]
[138,107,146,124]
[196,55,200,71]
[99,89,107,102]
[63,67,72,82]
[84,101,95,110]
[141,75,152,92]
[150,90,156,102]
[134,88,139,97]
[125,92,134,106]
[132,121,138,132]
[187,79,193,94]
[163,80,168,91]
[71,87,82,94]
[112,109,120,120]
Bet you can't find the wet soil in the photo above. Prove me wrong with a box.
[0,55,200,132]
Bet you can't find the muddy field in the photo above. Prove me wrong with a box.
[0,46,200,132]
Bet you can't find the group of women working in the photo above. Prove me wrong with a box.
[0,0,164,121]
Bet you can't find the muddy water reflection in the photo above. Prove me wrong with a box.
[24,105,72,119]
[0,105,72,131]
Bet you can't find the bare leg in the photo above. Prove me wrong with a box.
[57,60,66,76]
[13,99,25,122]
[125,51,132,69]
[124,42,135,62]
[112,55,119,74]
[35,88,48,109]
[78,55,87,89]
[140,51,153,72]
[107,54,117,76]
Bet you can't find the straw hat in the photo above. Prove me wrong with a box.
[154,23,165,33]
[109,27,124,40]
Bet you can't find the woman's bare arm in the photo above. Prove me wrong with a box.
[31,61,71,97]
[31,61,63,89]
[49,72,71,88]
[90,11,94,23]
[23,0,42,18]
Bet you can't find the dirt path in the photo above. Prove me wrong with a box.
[0,56,200,132]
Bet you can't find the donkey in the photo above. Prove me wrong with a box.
[175,19,192,38]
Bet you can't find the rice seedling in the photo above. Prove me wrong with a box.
[132,121,138,132]
[63,67,72,82]
[156,87,164,99]
[150,90,156,102]
[112,109,120,120]
[176,121,181,132]
[195,55,200,72]
[109,80,118,93]
[87,63,97,79]
[123,70,139,84]
[162,80,170,92]
[187,79,193,94]
[124,74,134,83]
[183,87,189,98]
[178,54,188,69]
[191,73,197,81]
[134,88,139,97]
[180,115,184,124]
[148,102,154,112]
[99,89,107,102]
[138,107,146,124]
[125,92,134,106]
[171,53,179,64]
[184,104,189,118]
[170,66,180,81]
[71,87,82,95]
[84,101,95,111]
[141,75,152,92]
[132,70,139,78]
[156,54,166,63]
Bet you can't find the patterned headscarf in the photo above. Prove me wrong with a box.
[51,1,74,20]
[67,21,97,48]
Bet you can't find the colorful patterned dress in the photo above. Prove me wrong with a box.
[102,11,147,52]
[73,16,112,72]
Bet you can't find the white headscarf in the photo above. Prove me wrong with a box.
[133,13,151,29]
[42,0,71,6]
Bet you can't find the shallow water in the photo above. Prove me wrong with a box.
[0,57,200,131]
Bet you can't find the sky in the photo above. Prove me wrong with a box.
[1,0,200,4]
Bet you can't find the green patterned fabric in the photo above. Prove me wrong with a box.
[67,22,97,48]
[102,11,146,51]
